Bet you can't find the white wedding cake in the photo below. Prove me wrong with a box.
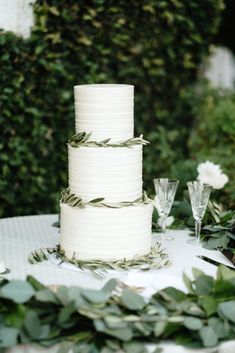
[60,84,153,260]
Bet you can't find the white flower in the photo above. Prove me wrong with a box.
[197,161,229,190]
[157,216,174,228]
[0,261,6,273]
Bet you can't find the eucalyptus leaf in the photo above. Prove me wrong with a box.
[182,302,205,317]
[154,321,167,337]
[183,273,194,294]
[24,311,41,339]
[82,289,108,303]
[59,303,76,324]
[158,287,187,303]
[121,289,146,310]
[201,296,217,316]
[0,327,19,348]
[199,326,218,347]
[102,279,118,294]
[194,275,214,296]
[94,319,132,341]
[35,289,59,304]
[105,316,126,329]
[56,286,70,306]
[123,341,147,353]
[192,268,205,279]
[217,265,235,280]
[208,317,231,339]
[184,317,203,330]
[0,280,35,304]
[218,301,235,323]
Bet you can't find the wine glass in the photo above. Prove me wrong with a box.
[153,178,179,241]
[187,181,212,245]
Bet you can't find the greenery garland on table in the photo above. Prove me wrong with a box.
[60,188,152,209]
[68,132,149,148]
[0,266,235,352]
[28,244,170,278]
[153,195,235,258]
[201,204,235,254]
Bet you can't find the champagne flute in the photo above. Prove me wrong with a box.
[154,178,179,241]
[187,181,212,245]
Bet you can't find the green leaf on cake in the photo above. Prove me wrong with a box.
[60,188,152,209]
[68,132,149,148]
[28,243,170,278]
[89,197,105,203]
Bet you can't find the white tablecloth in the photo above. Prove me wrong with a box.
[0,214,234,353]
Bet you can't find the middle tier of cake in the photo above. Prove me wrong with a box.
[68,145,143,202]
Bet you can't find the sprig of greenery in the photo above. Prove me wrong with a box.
[163,196,235,254]
[201,202,235,253]
[68,132,149,148]
[0,266,234,351]
[61,188,152,209]
[28,244,170,277]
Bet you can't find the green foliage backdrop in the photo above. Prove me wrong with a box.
[0,0,223,217]
[189,85,235,208]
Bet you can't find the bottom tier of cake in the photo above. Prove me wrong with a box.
[60,202,153,260]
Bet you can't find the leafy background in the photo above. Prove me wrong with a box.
[1,0,233,218]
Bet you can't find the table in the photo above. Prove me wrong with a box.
[0,214,234,353]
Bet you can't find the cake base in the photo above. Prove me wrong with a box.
[60,202,153,261]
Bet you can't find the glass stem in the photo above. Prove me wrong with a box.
[195,220,202,243]
[162,216,167,234]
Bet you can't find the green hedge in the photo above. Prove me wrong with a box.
[188,85,235,208]
[167,83,235,208]
[0,0,223,217]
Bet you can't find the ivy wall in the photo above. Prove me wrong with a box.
[0,0,223,217]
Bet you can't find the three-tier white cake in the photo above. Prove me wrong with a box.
[60,84,153,260]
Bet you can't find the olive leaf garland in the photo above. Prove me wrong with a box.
[0,266,235,351]
[28,243,170,277]
[68,132,149,148]
[60,188,152,209]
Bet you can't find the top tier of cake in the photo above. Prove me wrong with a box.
[74,84,134,142]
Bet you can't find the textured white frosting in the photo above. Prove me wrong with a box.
[60,83,153,261]
[60,202,153,260]
[74,84,134,142]
[68,145,142,202]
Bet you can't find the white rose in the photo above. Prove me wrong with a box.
[157,216,174,228]
[0,261,6,273]
[197,161,229,190]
